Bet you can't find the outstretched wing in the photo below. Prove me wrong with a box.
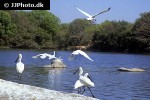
[74,80,84,89]
[76,6,92,18]
[92,7,111,18]
[77,50,94,61]
[32,53,48,59]
[32,54,42,59]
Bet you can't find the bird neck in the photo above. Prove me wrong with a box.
[17,58,22,63]
[79,70,83,76]
[53,51,55,56]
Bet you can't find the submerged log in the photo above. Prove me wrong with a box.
[51,58,67,68]
[118,67,145,72]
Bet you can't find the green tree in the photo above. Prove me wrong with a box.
[28,10,60,45]
[68,18,93,46]
[0,10,17,46]
[131,11,150,52]
[0,11,11,37]
[69,18,92,35]
[7,11,39,48]
[57,23,70,49]
[81,24,98,46]
[92,20,133,51]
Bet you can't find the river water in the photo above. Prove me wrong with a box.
[0,49,150,100]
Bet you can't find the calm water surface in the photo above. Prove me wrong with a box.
[0,49,150,100]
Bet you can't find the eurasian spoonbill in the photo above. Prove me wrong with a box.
[74,67,95,97]
[70,50,94,61]
[32,51,56,60]
[76,6,111,21]
[15,54,24,80]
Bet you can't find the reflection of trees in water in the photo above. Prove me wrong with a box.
[23,67,52,88]
[0,66,8,79]
[0,66,17,82]
[47,68,65,90]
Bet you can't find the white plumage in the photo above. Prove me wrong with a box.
[74,67,95,97]
[32,53,48,59]
[70,50,94,61]
[79,73,94,87]
[75,6,111,21]
[15,54,24,79]
[74,80,84,89]
[47,51,56,60]
[32,51,56,60]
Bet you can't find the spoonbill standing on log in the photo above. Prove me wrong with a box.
[15,54,24,80]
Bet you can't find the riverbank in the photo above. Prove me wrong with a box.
[0,79,98,100]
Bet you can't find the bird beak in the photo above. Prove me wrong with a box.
[15,56,19,63]
[73,68,79,75]
[88,75,93,82]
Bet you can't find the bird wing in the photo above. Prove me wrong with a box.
[32,53,48,59]
[74,80,84,89]
[69,54,76,60]
[44,53,56,60]
[16,62,24,73]
[92,7,111,18]
[32,54,42,58]
[69,51,78,60]
[77,50,94,61]
[76,7,92,18]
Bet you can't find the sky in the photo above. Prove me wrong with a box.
[50,0,150,24]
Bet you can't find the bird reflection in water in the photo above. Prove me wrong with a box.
[47,68,65,90]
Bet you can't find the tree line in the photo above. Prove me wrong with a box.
[0,10,150,53]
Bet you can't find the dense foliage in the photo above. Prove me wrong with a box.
[0,10,150,53]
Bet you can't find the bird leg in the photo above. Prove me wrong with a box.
[18,73,22,83]
[73,68,79,75]
[81,86,86,95]
[77,87,80,94]
[87,87,95,98]
[18,73,20,79]
[20,73,22,80]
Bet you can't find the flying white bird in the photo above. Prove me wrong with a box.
[47,51,56,60]
[76,6,111,21]
[32,53,48,59]
[74,67,95,97]
[15,54,24,80]
[70,50,94,61]
[32,51,56,60]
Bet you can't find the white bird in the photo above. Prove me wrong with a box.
[76,6,111,21]
[32,53,48,59]
[15,54,24,80]
[74,67,95,97]
[74,67,84,93]
[70,50,94,61]
[32,51,56,60]
[46,51,56,60]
